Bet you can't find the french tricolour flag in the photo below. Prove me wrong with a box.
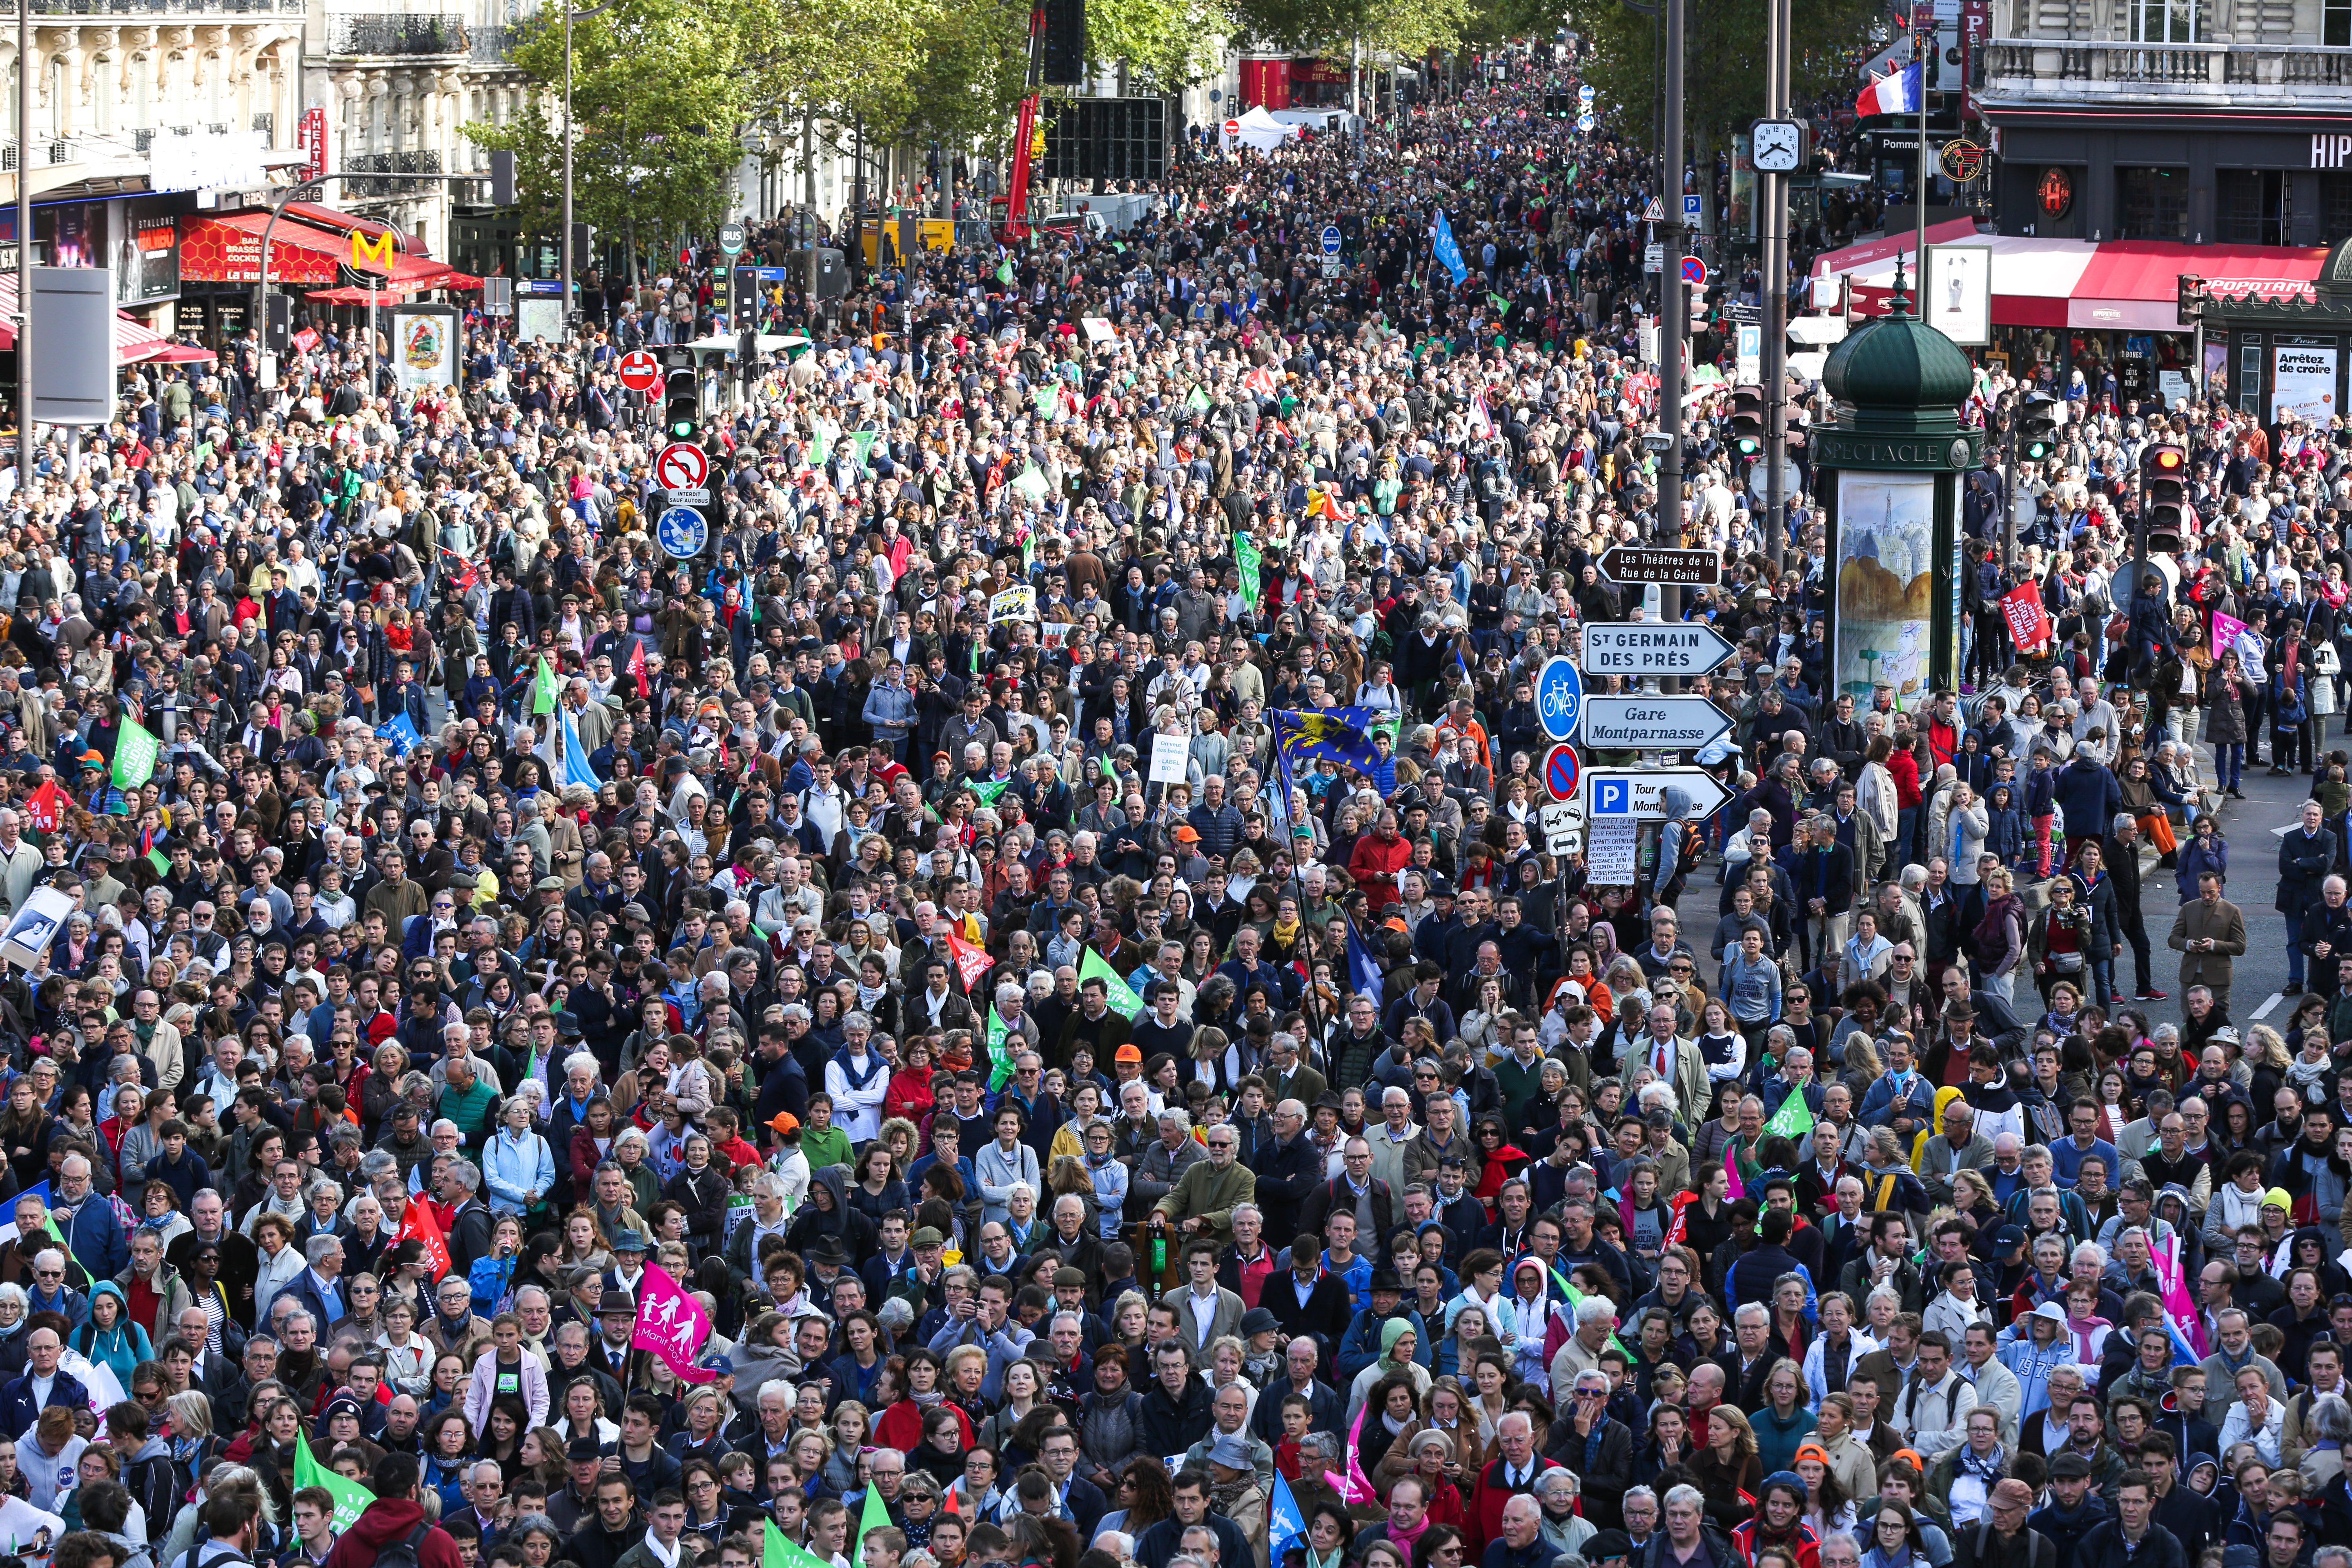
[1855,61,1922,118]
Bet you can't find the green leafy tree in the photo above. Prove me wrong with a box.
[1233,0,1476,67]
[463,0,750,263]
[1085,0,1235,89]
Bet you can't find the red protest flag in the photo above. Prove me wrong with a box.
[2001,582,2053,655]
[395,1192,453,1280]
[944,931,993,991]
[628,639,650,699]
[21,780,65,834]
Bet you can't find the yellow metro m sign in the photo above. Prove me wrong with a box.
[349,227,395,273]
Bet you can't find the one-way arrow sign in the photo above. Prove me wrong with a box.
[1584,767,1733,821]
[1599,546,1723,586]
[1578,697,1735,751]
[1580,621,1740,678]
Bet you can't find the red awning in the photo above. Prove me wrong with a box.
[0,272,178,363]
[179,211,345,285]
[2067,241,2329,331]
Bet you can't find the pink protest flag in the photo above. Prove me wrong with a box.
[2154,1233,2209,1360]
[1724,1142,1744,1205]
[630,1262,722,1384]
[1334,1401,1376,1503]
[2210,609,2248,661]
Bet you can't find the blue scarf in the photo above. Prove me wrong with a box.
[832,1047,884,1091]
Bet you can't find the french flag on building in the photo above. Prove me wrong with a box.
[1855,61,1922,118]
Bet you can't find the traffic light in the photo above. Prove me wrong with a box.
[263,293,292,355]
[663,366,699,441]
[488,149,516,209]
[1727,384,1764,458]
[2017,393,2062,463]
[1544,91,1572,117]
[2143,441,2189,552]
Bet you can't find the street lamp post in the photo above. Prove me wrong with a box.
[16,0,32,481]
[562,0,617,318]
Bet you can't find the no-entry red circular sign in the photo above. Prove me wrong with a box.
[617,350,660,394]
[1224,118,1240,136]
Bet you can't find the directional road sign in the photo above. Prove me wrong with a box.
[655,506,708,559]
[1580,621,1739,678]
[1544,744,1581,802]
[1598,546,1722,586]
[616,350,660,394]
[1584,768,1732,821]
[1578,697,1735,752]
[1537,654,1584,742]
[1680,256,1708,287]
[1321,224,1342,256]
[654,442,709,490]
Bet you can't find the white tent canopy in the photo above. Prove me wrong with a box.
[1231,106,1305,152]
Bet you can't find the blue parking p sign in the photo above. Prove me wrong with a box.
[1592,778,1632,815]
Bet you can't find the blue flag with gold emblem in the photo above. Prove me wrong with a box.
[1269,707,1382,780]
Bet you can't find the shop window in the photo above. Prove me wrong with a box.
[2221,170,2284,246]
[2118,166,2189,239]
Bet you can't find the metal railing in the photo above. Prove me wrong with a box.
[344,147,443,198]
[325,13,469,55]
[28,0,304,11]
[0,141,71,168]
[470,24,514,61]
[1984,36,2352,89]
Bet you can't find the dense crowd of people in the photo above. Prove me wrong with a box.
[11,34,2352,1568]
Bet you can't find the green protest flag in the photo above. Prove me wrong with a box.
[806,423,829,467]
[1034,385,1059,420]
[294,1430,375,1533]
[1079,946,1145,1019]
[1234,533,1262,608]
[111,719,159,791]
[1762,1090,1816,1142]
[145,847,170,875]
[984,1007,1015,1091]
[996,259,1015,285]
[1010,466,1049,503]
[1184,386,1210,414]
[970,777,1011,806]
[850,432,877,470]
[531,657,558,715]
[766,1520,835,1568]
[853,1478,893,1568]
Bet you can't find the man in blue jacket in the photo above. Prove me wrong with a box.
[53,1153,127,1284]
[0,1325,87,1437]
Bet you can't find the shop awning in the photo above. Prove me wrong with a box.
[1810,229,2332,333]
[0,272,177,364]
[181,203,441,287]
[304,263,479,303]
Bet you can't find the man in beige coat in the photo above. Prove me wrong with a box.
[2167,870,2247,1016]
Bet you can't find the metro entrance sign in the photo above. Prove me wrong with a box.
[1598,546,1723,586]
[1579,622,1738,678]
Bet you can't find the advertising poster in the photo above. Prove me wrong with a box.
[390,306,458,394]
[2272,340,2338,422]
[1835,472,1937,709]
[1925,245,1991,346]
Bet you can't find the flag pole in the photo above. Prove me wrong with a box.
[1916,58,1929,296]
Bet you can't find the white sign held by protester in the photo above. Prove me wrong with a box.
[1587,819,1640,885]
[1149,731,1190,785]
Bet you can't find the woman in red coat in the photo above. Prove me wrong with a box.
[871,1348,977,1454]
[885,1037,938,1141]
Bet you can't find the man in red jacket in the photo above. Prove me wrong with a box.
[1466,1412,1561,1554]
[1350,810,1413,911]
[320,1454,466,1568]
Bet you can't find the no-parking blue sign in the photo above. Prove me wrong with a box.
[656,506,708,558]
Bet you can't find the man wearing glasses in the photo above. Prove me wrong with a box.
[1154,1125,1256,1248]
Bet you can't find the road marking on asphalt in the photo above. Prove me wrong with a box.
[2251,991,2286,1020]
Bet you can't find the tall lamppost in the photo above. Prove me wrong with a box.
[562,0,617,314]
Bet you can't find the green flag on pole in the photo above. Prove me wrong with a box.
[531,657,558,715]
[1079,946,1145,1018]
[1033,385,1059,421]
[1762,1089,1817,1142]
[984,1007,1015,1091]
[112,718,159,791]
[145,847,170,876]
[969,777,1011,806]
[1234,533,1262,607]
[852,1478,893,1568]
[1185,386,1210,414]
[766,1520,835,1568]
[294,1430,375,1533]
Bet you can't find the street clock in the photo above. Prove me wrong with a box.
[1751,119,1806,173]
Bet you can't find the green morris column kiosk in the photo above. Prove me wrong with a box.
[1811,274,1986,711]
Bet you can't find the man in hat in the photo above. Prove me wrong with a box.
[1336,1267,1427,1385]
[603,1228,652,1300]
[592,1292,640,1382]
[546,1436,609,1536]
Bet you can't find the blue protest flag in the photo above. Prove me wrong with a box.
[1431,210,1469,285]
[1345,919,1385,1001]
[1268,1471,1307,1563]
[375,715,422,758]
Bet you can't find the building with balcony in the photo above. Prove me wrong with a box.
[1978,0,2352,246]
[305,2,531,261]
